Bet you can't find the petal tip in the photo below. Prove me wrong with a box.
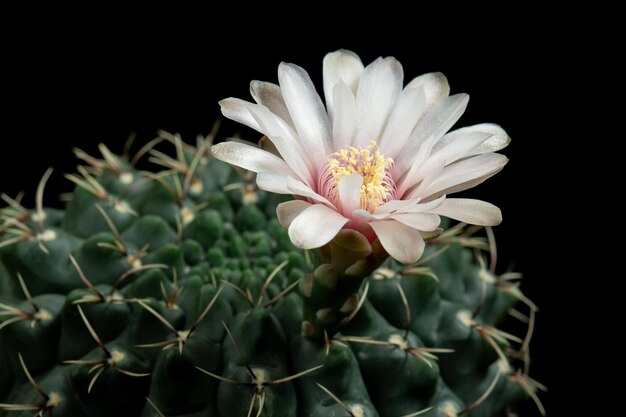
[432,71,447,81]
[209,142,227,160]
[488,208,503,226]
[458,92,470,103]
[218,98,239,111]
[249,80,262,92]
[325,49,360,61]
[287,204,349,249]
[278,61,294,75]
[276,200,311,228]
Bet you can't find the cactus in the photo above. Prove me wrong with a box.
[0,133,543,417]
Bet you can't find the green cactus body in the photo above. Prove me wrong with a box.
[0,138,541,416]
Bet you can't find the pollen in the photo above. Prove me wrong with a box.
[324,141,394,211]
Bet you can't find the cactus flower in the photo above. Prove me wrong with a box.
[212,50,509,263]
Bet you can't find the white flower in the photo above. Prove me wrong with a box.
[212,50,509,263]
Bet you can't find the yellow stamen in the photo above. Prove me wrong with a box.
[325,141,394,211]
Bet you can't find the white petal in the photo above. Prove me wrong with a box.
[430,131,493,166]
[278,62,333,158]
[428,198,502,226]
[366,196,446,220]
[331,81,356,150]
[400,195,447,213]
[354,57,403,147]
[370,220,425,264]
[362,195,445,220]
[354,208,404,222]
[379,85,426,157]
[434,123,510,156]
[246,104,314,186]
[473,125,511,154]
[288,204,349,249]
[256,173,335,207]
[338,174,363,217]
[353,209,382,220]
[391,213,441,231]
[395,94,469,177]
[220,99,314,185]
[323,49,364,123]
[404,161,444,201]
[395,135,438,196]
[286,176,335,207]
[375,198,422,215]
[404,72,450,112]
[249,81,294,128]
[256,172,290,194]
[219,98,262,132]
[381,72,449,158]
[404,127,496,190]
[211,142,294,176]
[276,200,311,228]
[418,153,508,198]
[416,93,469,144]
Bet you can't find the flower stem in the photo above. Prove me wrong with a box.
[300,230,387,341]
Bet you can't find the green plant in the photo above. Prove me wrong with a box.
[0,133,542,417]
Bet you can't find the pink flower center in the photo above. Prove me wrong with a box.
[320,141,396,212]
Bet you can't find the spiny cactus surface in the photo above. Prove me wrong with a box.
[0,134,542,417]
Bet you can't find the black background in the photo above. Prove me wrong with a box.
[2,19,574,414]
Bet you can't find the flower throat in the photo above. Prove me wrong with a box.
[322,141,395,212]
